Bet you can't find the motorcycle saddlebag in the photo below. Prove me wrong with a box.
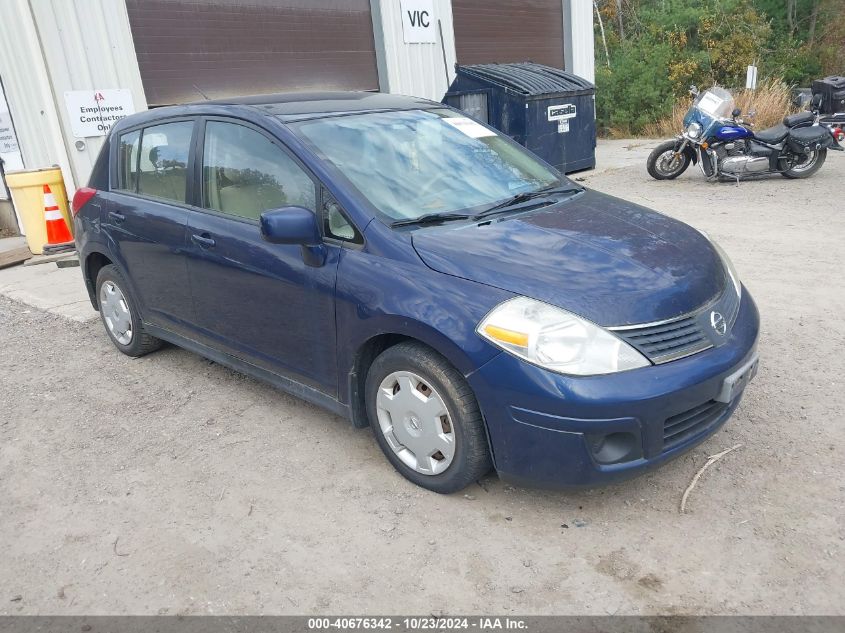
[787,126,837,153]
[811,76,845,114]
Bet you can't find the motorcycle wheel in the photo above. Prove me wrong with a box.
[647,141,691,180]
[782,149,827,179]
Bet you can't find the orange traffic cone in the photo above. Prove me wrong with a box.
[42,184,74,254]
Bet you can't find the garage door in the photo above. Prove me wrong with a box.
[126,0,380,106]
[452,0,564,69]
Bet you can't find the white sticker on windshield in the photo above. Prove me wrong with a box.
[698,91,725,116]
[443,116,496,138]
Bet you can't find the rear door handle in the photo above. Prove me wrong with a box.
[108,211,125,224]
[191,233,216,249]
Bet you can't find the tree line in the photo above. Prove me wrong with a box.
[593,0,845,135]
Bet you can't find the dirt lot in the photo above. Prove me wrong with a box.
[1,141,843,615]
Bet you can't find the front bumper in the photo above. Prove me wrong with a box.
[467,289,760,488]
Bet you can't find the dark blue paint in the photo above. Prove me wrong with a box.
[713,125,754,141]
[75,92,760,489]
[260,206,322,245]
[468,289,758,487]
[104,192,196,337]
[411,189,725,326]
[185,211,341,393]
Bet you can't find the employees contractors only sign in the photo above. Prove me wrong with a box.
[1,79,24,200]
[64,89,135,138]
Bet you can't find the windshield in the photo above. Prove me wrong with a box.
[694,87,736,120]
[290,109,561,222]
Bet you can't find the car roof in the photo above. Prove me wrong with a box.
[110,91,446,137]
[218,91,442,121]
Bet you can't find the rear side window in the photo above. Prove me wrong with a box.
[117,130,140,191]
[136,121,193,203]
[202,121,316,221]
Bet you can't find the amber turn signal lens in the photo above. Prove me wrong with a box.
[483,325,529,347]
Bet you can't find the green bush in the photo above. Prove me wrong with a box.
[593,0,836,136]
[595,41,675,135]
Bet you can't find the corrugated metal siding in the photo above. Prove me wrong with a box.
[127,0,380,105]
[370,0,457,101]
[0,0,75,191]
[28,0,148,188]
[563,0,595,83]
[452,0,565,68]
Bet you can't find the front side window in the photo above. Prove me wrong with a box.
[202,121,316,221]
[291,109,561,222]
[322,191,358,242]
[137,121,193,203]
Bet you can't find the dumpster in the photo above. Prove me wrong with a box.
[4,167,72,255]
[444,62,596,173]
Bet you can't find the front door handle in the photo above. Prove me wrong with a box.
[108,211,125,224]
[191,233,216,249]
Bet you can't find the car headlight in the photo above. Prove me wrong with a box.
[709,238,742,300]
[477,297,650,376]
[686,122,702,139]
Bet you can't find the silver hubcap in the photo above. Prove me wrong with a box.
[99,281,133,346]
[376,371,456,475]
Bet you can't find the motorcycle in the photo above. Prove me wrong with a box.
[811,75,845,142]
[647,85,843,182]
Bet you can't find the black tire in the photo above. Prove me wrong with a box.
[95,264,162,357]
[647,140,691,180]
[365,342,492,493]
[782,148,827,179]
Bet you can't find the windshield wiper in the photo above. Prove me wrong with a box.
[390,186,585,228]
[474,185,585,218]
[391,212,473,228]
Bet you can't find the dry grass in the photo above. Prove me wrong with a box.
[642,79,797,138]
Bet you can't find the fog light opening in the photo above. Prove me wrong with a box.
[588,432,638,465]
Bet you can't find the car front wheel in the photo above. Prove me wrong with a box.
[365,342,492,493]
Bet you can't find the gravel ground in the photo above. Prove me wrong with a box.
[1,141,843,615]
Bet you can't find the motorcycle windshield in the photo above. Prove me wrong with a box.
[694,87,736,120]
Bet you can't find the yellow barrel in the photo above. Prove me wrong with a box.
[4,167,73,255]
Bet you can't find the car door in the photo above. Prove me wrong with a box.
[184,118,345,396]
[105,120,196,335]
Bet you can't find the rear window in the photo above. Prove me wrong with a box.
[117,130,140,191]
[116,121,193,204]
[138,122,193,203]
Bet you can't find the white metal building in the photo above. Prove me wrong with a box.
[0,0,595,232]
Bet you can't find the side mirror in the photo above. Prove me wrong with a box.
[260,206,320,246]
[731,108,742,118]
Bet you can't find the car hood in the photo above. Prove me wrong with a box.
[411,189,726,326]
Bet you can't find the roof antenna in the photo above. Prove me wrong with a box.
[192,84,210,101]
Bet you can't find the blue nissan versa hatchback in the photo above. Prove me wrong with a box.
[72,92,759,493]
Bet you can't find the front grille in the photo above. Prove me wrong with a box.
[609,280,741,364]
[663,400,728,450]
[613,315,712,363]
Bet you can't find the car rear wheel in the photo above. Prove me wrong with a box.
[96,264,162,357]
[365,342,492,493]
